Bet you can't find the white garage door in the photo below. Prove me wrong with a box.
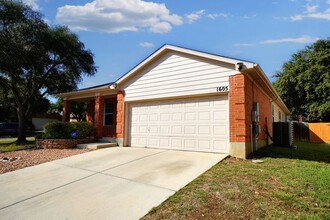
[128,96,229,153]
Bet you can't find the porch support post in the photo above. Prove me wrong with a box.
[62,99,71,122]
[94,95,104,139]
[86,100,95,123]
[116,91,125,146]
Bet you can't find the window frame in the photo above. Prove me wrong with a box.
[103,102,114,126]
[271,104,275,123]
[278,110,282,122]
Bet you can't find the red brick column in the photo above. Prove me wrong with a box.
[229,74,252,143]
[86,100,95,123]
[62,99,71,122]
[94,95,104,139]
[116,91,125,139]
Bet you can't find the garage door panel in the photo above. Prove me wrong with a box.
[198,111,211,120]
[213,140,228,151]
[198,140,211,150]
[171,139,182,148]
[172,112,182,121]
[213,110,227,120]
[214,125,227,135]
[129,96,229,153]
[184,139,196,149]
[172,125,182,134]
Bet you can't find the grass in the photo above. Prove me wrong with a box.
[143,141,330,220]
[0,137,36,152]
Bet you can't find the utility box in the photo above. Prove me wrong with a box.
[273,122,293,147]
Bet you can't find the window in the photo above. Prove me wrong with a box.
[271,104,275,123]
[278,111,282,122]
[104,103,114,126]
[252,102,259,122]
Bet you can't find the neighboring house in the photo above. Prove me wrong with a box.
[57,44,290,158]
[32,113,61,130]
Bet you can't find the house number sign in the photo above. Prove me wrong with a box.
[216,86,229,92]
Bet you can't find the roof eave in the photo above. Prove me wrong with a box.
[248,64,290,114]
[57,85,117,100]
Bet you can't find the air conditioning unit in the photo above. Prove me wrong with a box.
[273,122,293,147]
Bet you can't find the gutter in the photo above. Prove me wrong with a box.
[252,64,290,114]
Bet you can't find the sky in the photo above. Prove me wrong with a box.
[23,0,330,90]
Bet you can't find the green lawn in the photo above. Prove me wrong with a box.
[143,142,330,219]
[0,137,36,152]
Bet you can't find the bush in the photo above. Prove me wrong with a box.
[43,122,74,139]
[42,122,94,139]
[72,122,94,139]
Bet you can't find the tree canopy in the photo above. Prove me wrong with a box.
[0,0,97,142]
[274,39,330,122]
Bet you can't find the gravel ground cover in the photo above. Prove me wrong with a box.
[0,148,93,174]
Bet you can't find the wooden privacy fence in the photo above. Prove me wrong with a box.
[309,123,330,143]
[292,122,309,141]
[292,122,330,143]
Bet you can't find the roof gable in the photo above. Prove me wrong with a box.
[115,44,255,86]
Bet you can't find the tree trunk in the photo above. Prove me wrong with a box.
[16,107,27,144]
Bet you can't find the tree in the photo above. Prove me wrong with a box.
[274,39,330,122]
[49,98,86,122]
[0,0,96,143]
[0,87,51,124]
[0,87,16,122]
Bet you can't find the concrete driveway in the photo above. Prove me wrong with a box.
[0,147,227,220]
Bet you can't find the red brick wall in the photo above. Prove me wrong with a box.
[116,91,125,138]
[94,96,104,139]
[252,81,271,142]
[229,74,251,143]
[229,74,271,143]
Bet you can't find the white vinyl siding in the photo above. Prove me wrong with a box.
[128,96,229,153]
[272,103,285,122]
[122,52,237,101]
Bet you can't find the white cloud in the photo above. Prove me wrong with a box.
[23,0,40,10]
[207,13,228,20]
[291,6,330,21]
[260,35,319,44]
[185,10,205,23]
[56,0,183,34]
[234,43,257,47]
[291,15,304,21]
[242,14,257,19]
[235,35,319,47]
[305,4,319,13]
[139,42,154,47]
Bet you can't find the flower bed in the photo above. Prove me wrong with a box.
[36,121,95,149]
[36,138,94,149]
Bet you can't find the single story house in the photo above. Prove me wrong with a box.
[58,44,290,158]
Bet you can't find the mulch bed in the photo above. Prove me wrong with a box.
[0,148,94,174]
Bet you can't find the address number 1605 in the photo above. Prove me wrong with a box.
[216,86,229,92]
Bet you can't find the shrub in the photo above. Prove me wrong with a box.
[44,122,74,139]
[42,121,94,139]
[72,122,94,139]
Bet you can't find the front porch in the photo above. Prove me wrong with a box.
[58,85,125,145]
